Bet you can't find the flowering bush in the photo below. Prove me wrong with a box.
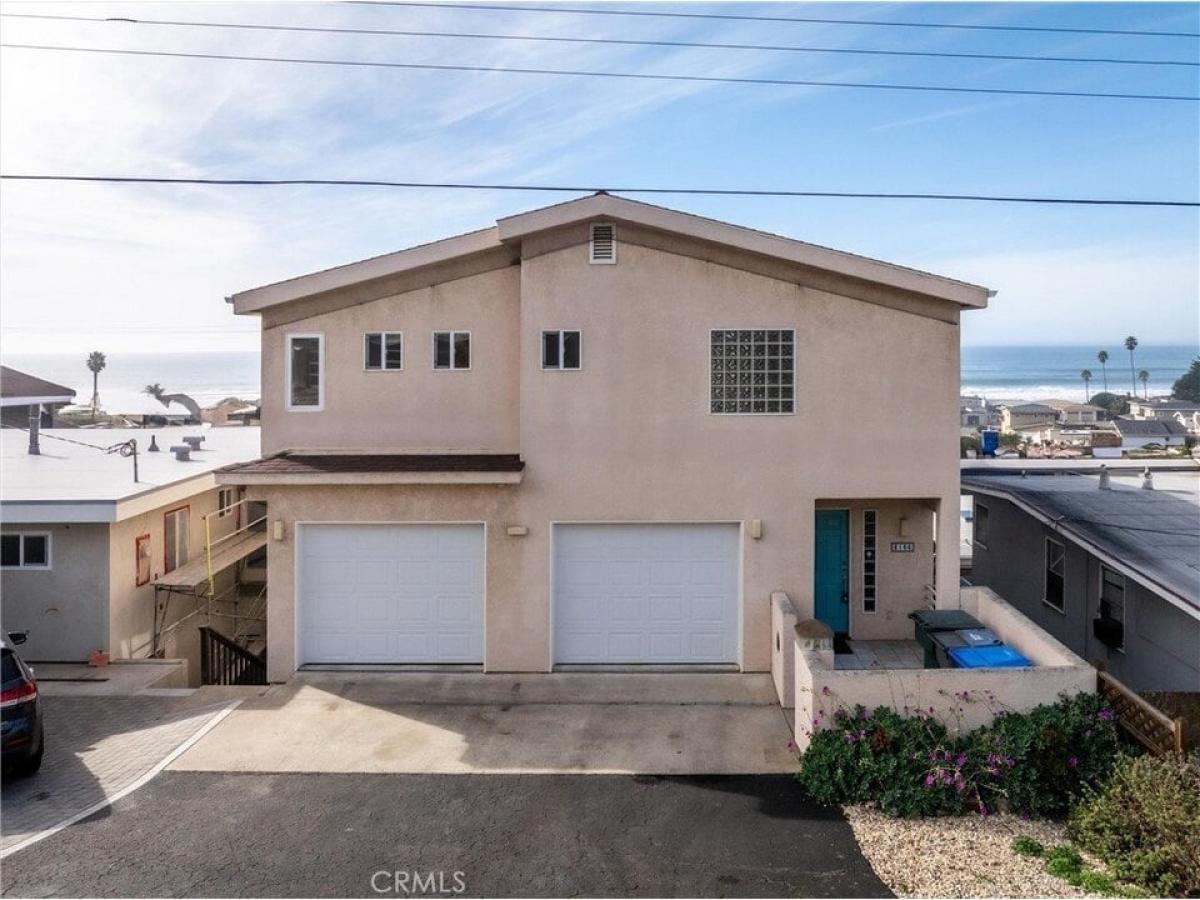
[966,691,1120,816]
[797,706,963,817]
[797,693,1120,818]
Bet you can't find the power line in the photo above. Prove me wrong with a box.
[3,176,1197,207]
[4,12,1195,68]
[356,2,1200,39]
[4,43,1197,102]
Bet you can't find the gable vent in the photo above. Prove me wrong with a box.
[589,222,616,264]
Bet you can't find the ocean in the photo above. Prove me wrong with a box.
[3,345,1196,408]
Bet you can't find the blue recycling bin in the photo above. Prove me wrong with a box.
[947,645,1032,669]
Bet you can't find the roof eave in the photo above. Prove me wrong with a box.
[228,226,505,314]
[497,193,992,309]
[962,479,1199,619]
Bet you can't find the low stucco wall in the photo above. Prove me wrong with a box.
[793,587,1096,750]
[771,591,798,708]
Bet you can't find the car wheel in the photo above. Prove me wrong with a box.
[14,743,43,777]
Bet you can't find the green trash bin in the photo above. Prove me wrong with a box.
[908,609,984,668]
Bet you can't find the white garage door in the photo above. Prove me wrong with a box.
[553,524,740,665]
[298,524,484,665]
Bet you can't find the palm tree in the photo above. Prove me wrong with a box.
[1138,369,1150,399]
[143,383,166,404]
[1124,336,1139,396]
[1096,350,1109,394]
[1080,369,1093,402]
[86,351,106,420]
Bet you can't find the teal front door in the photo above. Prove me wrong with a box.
[814,510,850,634]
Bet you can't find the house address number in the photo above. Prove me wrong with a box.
[890,541,915,553]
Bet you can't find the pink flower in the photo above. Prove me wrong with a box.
[1068,756,1079,769]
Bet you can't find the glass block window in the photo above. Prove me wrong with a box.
[710,329,795,414]
[863,510,878,613]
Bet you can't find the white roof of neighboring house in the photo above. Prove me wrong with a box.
[229,193,992,313]
[1,425,261,523]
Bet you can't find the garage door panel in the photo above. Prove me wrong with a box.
[299,524,484,665]
[648,596,684,622]
[554,524,739,665]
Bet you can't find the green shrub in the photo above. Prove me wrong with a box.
[1069,754,1200,896]
[797,694,1120,818]
[797,706,963,817]
[966,691,1120,816]
[1011,835,1044,857]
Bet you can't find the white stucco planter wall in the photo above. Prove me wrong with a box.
[792,586,1096,750]
[770,591,798,708]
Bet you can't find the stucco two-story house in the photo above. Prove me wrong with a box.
[217,194,991,682]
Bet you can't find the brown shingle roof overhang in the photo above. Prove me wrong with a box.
[0,366,76,401]
[218,453,525,476]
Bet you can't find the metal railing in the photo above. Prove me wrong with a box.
[202,497,267,603]
[199,625,268,686]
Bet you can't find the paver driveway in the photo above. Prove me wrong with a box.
[0,772,892,898]
[1,695,235,856]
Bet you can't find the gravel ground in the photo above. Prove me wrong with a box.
[844,805,1099,898]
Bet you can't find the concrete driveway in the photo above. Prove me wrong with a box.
[170,672,799,774]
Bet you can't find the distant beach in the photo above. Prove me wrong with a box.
[960,344,1197,403]
[3,345,1196,409]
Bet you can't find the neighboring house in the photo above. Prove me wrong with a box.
[1127,398,1200,422]
[963,469,1200,692]
[1041,399,1105,426]
[1111,417,1188,451]
[217,193,992,682]
[0,425,261,682]
[1000,403,1059,433]
[0,365,75,429]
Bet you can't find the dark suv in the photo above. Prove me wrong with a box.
[1,633,44,776]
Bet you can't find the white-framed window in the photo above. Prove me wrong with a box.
[0,533,51,570]
[1044,538,1066,612]
[217,487,235,519]
[862,510,878,613]
[589,222,616,264]
[286,333,324,410]
[542,330,582,370]
[365,332,403,371]
[433,331,471,370]
[164,506,190,574]
[974,503,989,548]
[710,329,795,415]
[1099,565,1126,650]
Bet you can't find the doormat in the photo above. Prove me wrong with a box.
[833,634,853,655]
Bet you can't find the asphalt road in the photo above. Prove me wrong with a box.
[0,773,891,898]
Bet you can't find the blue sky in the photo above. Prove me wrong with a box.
[1,1,1197,353]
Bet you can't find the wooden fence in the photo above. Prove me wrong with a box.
[1098,671,1186,757]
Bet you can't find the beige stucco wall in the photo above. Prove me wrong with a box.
[107,486,235,683]
[1,523,109,661]
[259,266,521,456]
[792,587,1096,750]
[816,499,938,641]
[245,231,964,679]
